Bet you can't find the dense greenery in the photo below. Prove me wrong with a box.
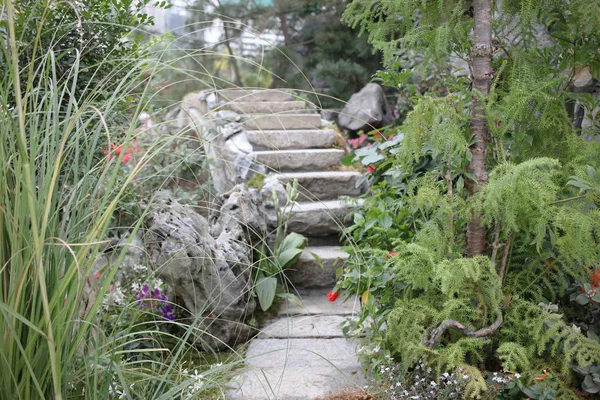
[338,0,600,398]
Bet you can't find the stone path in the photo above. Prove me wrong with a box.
[219,89,367,399]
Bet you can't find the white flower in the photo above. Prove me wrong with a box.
[430,381,436,387]
[515,373,521,379]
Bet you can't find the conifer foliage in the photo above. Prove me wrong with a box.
[340,0,600,397]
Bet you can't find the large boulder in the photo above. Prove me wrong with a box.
[144,186,265,350]
[338,83,393,133]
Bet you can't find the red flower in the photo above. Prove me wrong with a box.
[591,268,600,289]
[95,273,100,279]
[327,291,339,302]
[367,164,376,173]
[386,252,398,258]
[122,152,132,163]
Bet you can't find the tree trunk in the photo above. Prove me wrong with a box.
[223,25,243,87]
[466,0,493,257]
[278,12,292,46]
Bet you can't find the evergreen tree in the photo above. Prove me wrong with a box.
[341,0,600,397]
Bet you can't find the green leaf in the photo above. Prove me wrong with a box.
[310,252,324,270]
[255,275,278,311]
[277,292,303,307]
[280,232,307,253]
[341,154,356,166]
[575,293,590,305]
[277,248,304,270]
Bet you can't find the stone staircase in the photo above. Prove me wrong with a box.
[219,89,367,400]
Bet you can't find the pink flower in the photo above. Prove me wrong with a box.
[327,291,339,302]
[122,152,132,163]
[386,252,398,258]
[95,273,100,279]
[367,164,376,173]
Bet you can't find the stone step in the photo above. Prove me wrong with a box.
[222,101,313,114]
[269,199,360,236]
[279,289,359,316]
[217,89,294,102]
[226,338,366,400]
[285,246,348,289]
[242,114,322,130]
[247,129,335,150]
[252,149,344,172]
[259,315,350,339]
[271,171,364,200]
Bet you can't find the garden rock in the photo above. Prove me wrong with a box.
[144,188,264,350]
[338,83,393,132]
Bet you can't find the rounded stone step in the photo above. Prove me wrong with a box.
[222,101,313,114]
[242,114,322,130]
[285,246,348,289]
[271,171,364,200]
[279,289,359,316]
[252,149,344,172]
[246,129,335,150]
[268,199,361,236]
[226,338,366,400]
[217,88,294,102]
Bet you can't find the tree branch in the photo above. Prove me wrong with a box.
[499,231,513,282]
[424,312,503,349]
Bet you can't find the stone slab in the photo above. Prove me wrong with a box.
[259,315,350,339]
[222,101,312,114]
[226,338,366,400]
[218,89,294,102]
[286,246,348,289]
[269,199,361,236]
[279,289,359,316]
[242,114,322,130]
[271,171,363,200]
[252,149,344,173]
[246,129,335,150]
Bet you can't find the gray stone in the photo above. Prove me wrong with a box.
[260,175,288,208]
[252,149,345,173]
[242,114,322,130]
[286,246,348,289]
[144,188,266,350]
[271,171,363,201]
[279,289,359,316]
[218,89,294,103]
[259,315,350,338]
[246,129,335,150]
[338,83,393,132]
[226,338,367,400]
[222,101,311,114]
[268,199,362,236]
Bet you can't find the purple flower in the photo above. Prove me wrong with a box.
[160,305,175,321]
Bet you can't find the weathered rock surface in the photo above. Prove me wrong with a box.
[246,129,335,150]
[270,171,364,201]
[252,149,345,172]
[226,337,367,399]
[242,114,322,130]
[144,187,265,350]
[222,101,311,114]
[338,83,393,132]
[268,199,361,236]
[218,89,294,103]
[286,246,348,288]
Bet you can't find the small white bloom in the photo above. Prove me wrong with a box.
[515,373,521,379]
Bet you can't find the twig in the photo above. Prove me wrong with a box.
[424,312,503,349]
[499,231,513,281]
